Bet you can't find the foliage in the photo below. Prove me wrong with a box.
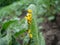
[0,0,60,45]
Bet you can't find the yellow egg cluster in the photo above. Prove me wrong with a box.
[27,9,32,13]
[29,33,32,38]
[25,9,32,24]
[27,29,31,34]
[27,29,32,38]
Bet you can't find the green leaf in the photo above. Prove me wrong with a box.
[0,33,12,45]
[37,18,45,23]
[48,16,55,21]
[27,4,40,45]
[39,32,45,45]
[1,20,18,31]
[6,18,28,37]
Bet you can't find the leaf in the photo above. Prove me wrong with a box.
[39,32,45,45]
[48,16,55,21]
[1,20,18,31]
[37,18,44,23]
[23,34,30,45]
[27,4,40,45]
[6,18,28,37]
[0,33,12,45]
